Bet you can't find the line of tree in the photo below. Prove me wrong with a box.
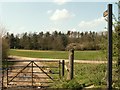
[4,31,107,51]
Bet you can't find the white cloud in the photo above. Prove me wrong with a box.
[47,10,53,14]
[50,9,75,21]
[78,17,106,32]
[53,0,71,5]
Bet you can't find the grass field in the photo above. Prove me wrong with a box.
[9,49,106,60]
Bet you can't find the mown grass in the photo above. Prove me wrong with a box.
[9,49,106,60]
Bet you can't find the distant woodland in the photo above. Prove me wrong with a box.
[4,31,107,51]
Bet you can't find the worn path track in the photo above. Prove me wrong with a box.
[9,55,116,64]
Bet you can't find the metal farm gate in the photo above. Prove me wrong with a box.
[2,59,65,89]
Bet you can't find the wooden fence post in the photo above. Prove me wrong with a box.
[61,60,65,77]
[67,49,74,80]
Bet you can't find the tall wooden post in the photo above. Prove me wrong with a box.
[107,4,112,90]
[0,37,2,90]
[67,49,74,80]
[118,1,120,88]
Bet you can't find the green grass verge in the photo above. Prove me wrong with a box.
[74,63,107,86]
[50,63,107,89]
[9,49,106,60]
[51,63,118,89]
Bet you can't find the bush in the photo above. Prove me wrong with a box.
[66,43,84,50]
[66,43,100,51]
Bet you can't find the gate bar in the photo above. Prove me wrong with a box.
[59,60,61,78]
[33,62,54,81]
[8,61,32,83]
[32,61,33,87]
[7,60,59,62]
[2,65,4,89]
[7,59,8,87]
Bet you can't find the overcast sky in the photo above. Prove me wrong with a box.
[0,0,118,34]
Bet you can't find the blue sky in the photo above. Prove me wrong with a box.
[0,0,118,34]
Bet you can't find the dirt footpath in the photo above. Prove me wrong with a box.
[9,55,116,64]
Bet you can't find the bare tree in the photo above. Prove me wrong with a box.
[0,25,9,60]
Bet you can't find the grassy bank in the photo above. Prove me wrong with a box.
[51,63,107,88]
[9,49,106,60]
[51,63,118,89]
